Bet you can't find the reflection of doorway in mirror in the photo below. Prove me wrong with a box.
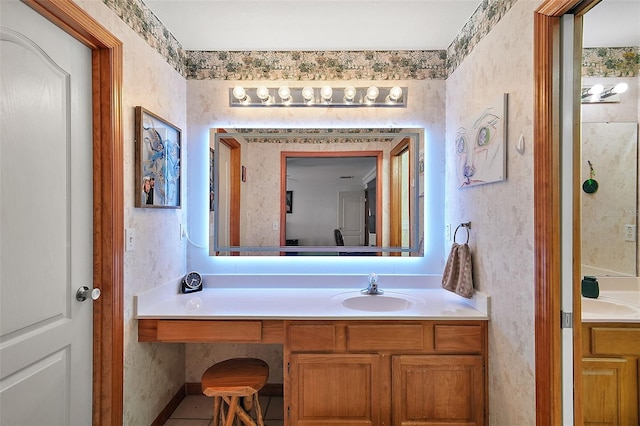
[390,138,411,256]
[338,191,365,245]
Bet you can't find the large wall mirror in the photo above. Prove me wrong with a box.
[580,0,640,277]
[209,128,423,256]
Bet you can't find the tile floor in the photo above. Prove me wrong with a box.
[164,394,284,426]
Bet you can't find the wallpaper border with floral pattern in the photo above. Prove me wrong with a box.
[103,0,638,80]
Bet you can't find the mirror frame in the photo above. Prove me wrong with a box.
[211,128,423,255]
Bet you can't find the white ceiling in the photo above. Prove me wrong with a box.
[583,0,640,47]
[145,0,639,51]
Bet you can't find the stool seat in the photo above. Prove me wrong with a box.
[201,358,269,426]
[202,358,268,397]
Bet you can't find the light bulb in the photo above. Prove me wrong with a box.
[232,86,246,100]
[343,86,356,102]
[232,86,250,104]
[301,86,315,103]
[320,86,333,102]
[278,86,291,103]
[389,86,402,101]
[588,84,604,96]
[613,82,628,94]
[256,86,269,100]
[365,86,379,103]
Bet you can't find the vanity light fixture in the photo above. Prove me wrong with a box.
[581,82,628,103]
[229,85,407,107]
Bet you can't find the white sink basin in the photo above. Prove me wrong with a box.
[582,298,636,315]
[337,292,423,312]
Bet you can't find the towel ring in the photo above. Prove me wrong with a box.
[454,222,471,244]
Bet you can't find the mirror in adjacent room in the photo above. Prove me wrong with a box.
[209,128,423,256]
[580,0,640,278]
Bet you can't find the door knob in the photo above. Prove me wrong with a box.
[76,286,101,302]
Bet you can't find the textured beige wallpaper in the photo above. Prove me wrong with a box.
[445,2,537,424]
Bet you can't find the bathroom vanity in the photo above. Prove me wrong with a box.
[136,282,490,425]
[581,279,640,425]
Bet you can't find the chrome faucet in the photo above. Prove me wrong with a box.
[361,273,384,295]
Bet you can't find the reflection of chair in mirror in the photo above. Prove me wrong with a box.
[334,229,344,246]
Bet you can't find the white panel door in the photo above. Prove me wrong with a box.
[0,1,94,424]
[338,191,365,245]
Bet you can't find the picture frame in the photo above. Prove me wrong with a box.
[286,190,293,214]
[455,93,508,188]
[135,106,181,208]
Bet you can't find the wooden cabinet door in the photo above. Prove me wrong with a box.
[392,355,485,426]
[289,353,381,426]
[582,357,637,426]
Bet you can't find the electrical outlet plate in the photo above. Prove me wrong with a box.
[125,228,136,251]
[625,224,636,242]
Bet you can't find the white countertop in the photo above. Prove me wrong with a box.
[581,277,640,323]
[135,276,490,321]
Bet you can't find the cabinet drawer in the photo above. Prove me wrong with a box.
[591,328,640,355]
[434,325,483,353]
[289,324,337,351]
[347,324,424,351]
[156,320,262,342]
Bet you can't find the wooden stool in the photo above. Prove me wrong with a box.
[201,358,269,426]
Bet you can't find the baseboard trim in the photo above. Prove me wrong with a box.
[151,385,186,426]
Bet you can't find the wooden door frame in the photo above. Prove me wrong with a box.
[22,0,124,424]
[217,131,241,250]
[389,138,411,251]
[535,0,598,423]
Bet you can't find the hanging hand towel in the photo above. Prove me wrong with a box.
[442,241,474,299]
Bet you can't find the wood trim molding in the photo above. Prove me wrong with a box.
[390,138,410,250]
[534,0,592,424]
[22,1,125,424]
[534,10,562,424]
[218,135,241,249]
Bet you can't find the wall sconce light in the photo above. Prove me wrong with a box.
[229,85,407,107]
[581,82,628,103]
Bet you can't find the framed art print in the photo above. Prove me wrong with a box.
[135,106,181,208]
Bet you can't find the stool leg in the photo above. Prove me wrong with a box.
[212,396,221,426]
[253,394,265,426]
[224,396,239,426]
